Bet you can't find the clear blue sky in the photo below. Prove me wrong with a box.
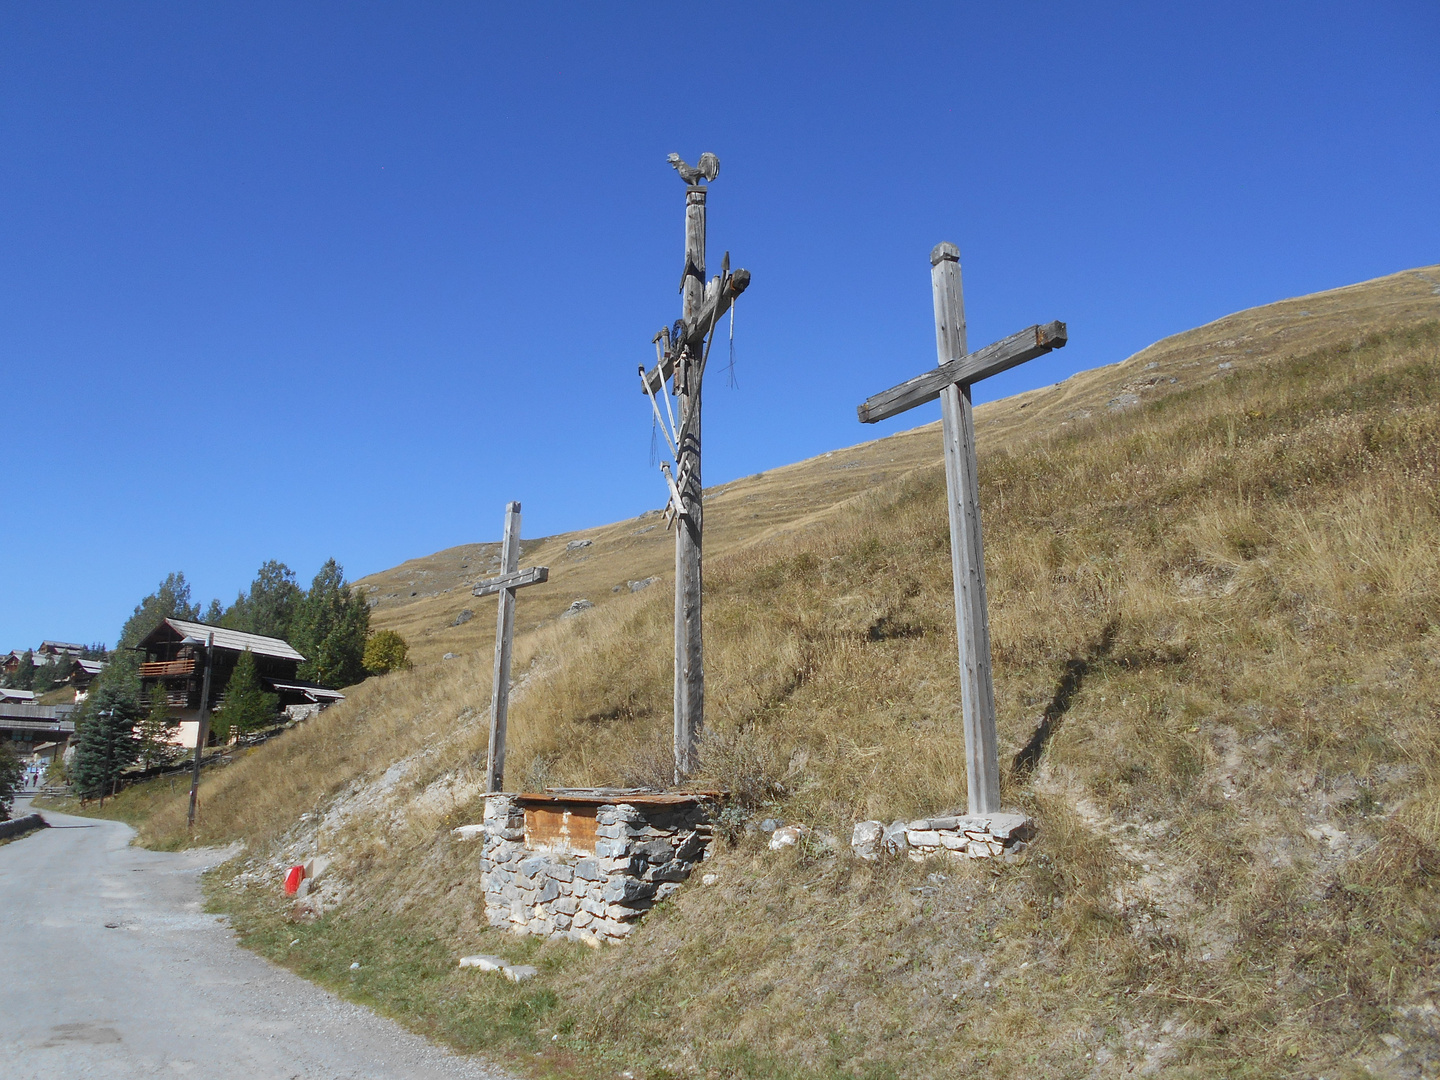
[2,2,1436,650]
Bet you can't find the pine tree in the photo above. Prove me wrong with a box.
[292,559,370,688]
[4,651,35,691]
[137,681,178,769]
[70,681,141,800]
[118,572,200,650]
[0,744,21,821]
[214,649,277,738]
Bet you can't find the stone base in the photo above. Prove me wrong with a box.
[468,794,716,944]
[851,813,1035,862]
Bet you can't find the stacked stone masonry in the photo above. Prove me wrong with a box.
[479,795,714,944]
[851,812,1035,862]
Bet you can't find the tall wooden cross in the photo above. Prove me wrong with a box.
[472,501,549,793]
[857,242,1067,815]
[639,152,750,782]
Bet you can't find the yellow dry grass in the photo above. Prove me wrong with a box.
[105,264,1440,1079]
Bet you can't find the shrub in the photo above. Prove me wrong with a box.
[363,630,411,675]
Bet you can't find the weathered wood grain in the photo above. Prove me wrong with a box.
[856,319,1067,424]
[642,268,752,396]
[674,184,707,782]
[471,565,549,598]
[482,503,549,793]
[928,242,1002,816]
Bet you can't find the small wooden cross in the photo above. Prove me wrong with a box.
[472,501,549,793]
[857,242,1067,815]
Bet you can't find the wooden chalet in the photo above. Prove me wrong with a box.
[137,619,343,747]
[36,641,86,663]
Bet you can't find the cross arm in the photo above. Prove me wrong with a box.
[856,321,1067,424]
[641,269,751,395]
[472,565,549,598]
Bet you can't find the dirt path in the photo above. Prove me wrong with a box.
[0,801,514,1079]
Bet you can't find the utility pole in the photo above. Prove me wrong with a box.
[187,632,215,828]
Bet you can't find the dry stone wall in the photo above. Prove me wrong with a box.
[478,795,714,944]
[851,812,1034,862]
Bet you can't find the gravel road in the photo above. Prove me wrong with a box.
[0,798,515,1079]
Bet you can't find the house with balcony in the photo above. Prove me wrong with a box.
[137,619,344,748]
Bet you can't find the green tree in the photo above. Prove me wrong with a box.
[201,598,225,625]
[223,561,303,641]
[363,629,411,675]
[212,650,277,740]
[32,656,75,695]
[70,680,141,801]
[292,559,370,689]
[0,744,21,821]
[118,572,200,650]
[137,683,179,769]
[3,651,35,691]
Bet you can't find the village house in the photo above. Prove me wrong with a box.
[137,619,343,748]
[67,658,106,701]
[35,641,86,664]
[0,702,75,765]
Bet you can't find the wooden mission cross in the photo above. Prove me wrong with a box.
[857,242,1067,815]
[473,501,549,793]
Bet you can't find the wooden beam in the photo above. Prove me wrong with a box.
[486,503,521,794]
[856,320,1067,424]
[472,565,549,598]
[641,269,751,395]
[928,242,1001,816]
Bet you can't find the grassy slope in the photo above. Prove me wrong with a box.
[102,265,1440,1079]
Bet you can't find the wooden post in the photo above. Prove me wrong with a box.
[186,632,214,828]
[856,242,1068,817]
[488,502,521,793]
[638,154,749,784]
[474,502,549,793]
[930,243,1000,815]
[674,184,706,781]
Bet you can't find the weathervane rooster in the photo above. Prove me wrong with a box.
[666,152,720,185]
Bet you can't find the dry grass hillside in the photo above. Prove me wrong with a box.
[91,265,1440,1080]
[358,265,1440,668]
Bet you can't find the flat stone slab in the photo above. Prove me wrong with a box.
[457,955,506,972]
[852,812,1035,861]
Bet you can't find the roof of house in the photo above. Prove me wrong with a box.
[73,658,106,675]
[37,641,86,654]
[149,619,306,663]
[266,680,345,702]
[0,688,36,702]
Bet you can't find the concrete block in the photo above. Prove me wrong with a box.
[503,964,539,982]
